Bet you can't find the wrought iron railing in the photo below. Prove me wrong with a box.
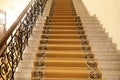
[0,0,47,80]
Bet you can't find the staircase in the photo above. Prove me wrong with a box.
[14,0,120,80]
[73,0,120,80]
[31,0,101,80]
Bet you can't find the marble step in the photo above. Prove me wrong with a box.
[32,67,101,78]
[87,36,112,41]
[91,46,116,53]
[94,52,120,61]
[15,70,32,80]
[102,70,120,80]
[32,78,103,80]
[34,58,97,67]
[99,61,120,70]
[36,50,94,59]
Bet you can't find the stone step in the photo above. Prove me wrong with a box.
[36,50,94,59]
[24,46,38,52]
[84,30,105,34]
[44,26,80,30]
[23,52,36,60]
[87,36,112,41]
[86,32,108,36]
[82,22,100,24]
[81,19,97,22]
[99,61,120,70]
[15,71,32,80]
[94,53,120,61]
[80,17,97,20]
[48,19,77,22]
[43,30,84,34]
[46,22,79,25]
[102,70,120,80]
[38,44,90,50]
[34,58,97,67]
[95,55,120,61]
[41,34,81,39]
[32,67,101,78]
[83,25,103,28]
[84,28,105,32]
[40,39,88,44]
[82,24,101,26]
[92,46,116,52]
[50,16,75,19]
[32,78,103,80]
[89,41,113,46]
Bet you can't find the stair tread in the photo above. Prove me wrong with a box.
[39,44,90,47]
[32,78,102,80]
[34,59,97,67]
[41,39,81,41]
[36,50,93,58]
[32,67,101,78]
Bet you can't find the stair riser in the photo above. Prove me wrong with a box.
[46,22,79,25]
[34,62,89,67]
[40,41,87,44]
[48,19,77,22]
[36,53,94,58]
[32,72,90,78]
[43,31,80,34]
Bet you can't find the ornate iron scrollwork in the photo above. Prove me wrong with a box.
[0,0,48,80]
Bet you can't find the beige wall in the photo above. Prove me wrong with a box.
[81,0,120,50]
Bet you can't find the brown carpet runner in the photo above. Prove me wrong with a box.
[31,0,102,80]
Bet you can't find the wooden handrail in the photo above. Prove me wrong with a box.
[0,0,34,50]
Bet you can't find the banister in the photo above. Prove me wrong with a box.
[0,0,34,51]
[0,0,48,79]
